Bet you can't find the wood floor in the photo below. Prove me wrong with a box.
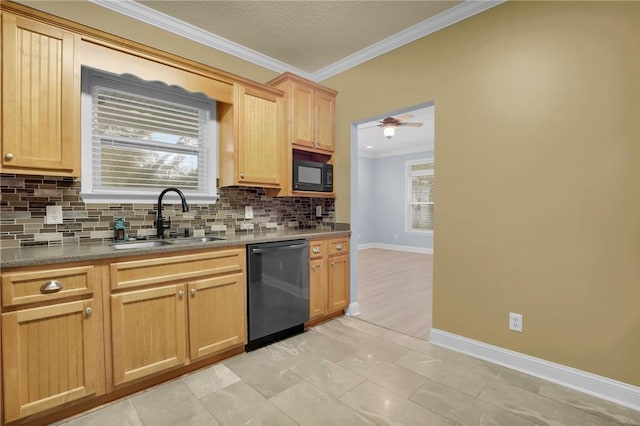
[356,248,432,340]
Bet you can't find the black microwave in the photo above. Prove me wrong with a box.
[293,159,333,192]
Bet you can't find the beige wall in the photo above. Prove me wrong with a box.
[19,0,278,83]
[324,1,639,386]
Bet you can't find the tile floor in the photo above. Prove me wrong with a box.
[62,317,640,426]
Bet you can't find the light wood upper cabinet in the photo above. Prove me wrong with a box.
[1,12,80,176]
[218,84,283,189]
[314,89,336,152]
[269,72,337,153]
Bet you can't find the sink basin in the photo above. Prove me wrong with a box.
[170,236,226,244]
[112,240,172,250]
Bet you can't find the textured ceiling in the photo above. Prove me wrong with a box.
[135,1,462,73]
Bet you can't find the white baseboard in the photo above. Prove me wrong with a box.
[358,243,433,254]
[346,302,361,317]
[430,329,640,412]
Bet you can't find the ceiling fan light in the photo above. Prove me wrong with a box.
[383,125,395,139]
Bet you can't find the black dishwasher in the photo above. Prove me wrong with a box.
[246,239,309,350]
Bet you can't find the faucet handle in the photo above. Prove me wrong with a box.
[163,217,172,229]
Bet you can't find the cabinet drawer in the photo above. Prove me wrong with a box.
[2,265,94,308]
[309,239,326,259]
[327,237,349,256]
[110,248,245,290]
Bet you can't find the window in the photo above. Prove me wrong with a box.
[406,159,434,233]
[81,68,217,203]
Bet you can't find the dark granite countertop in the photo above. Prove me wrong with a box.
[0,224,350,269]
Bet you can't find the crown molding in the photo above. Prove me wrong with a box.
[87,0,313,79]
[89,0,504,83]
[312,0,505,81]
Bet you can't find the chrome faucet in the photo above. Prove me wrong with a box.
[156,187,189,239]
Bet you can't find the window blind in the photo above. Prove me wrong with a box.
[408,161,434,232]
[92,86,207,191]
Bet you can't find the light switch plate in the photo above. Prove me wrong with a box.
[46,205,63,225]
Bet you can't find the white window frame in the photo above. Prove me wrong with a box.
[80,67,218,204]
[405,158,434,234]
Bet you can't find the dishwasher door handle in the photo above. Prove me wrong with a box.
[251,243,307,254]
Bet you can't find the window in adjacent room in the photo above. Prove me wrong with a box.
[406,159,434,233]
[80,68,217,203]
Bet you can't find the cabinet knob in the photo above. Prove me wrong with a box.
[85,307,93,316]
[312,247,320,254]
[331,261,335,266]
[4,152,14,161]
[190,288,197,296]
[178,290,184,298]
[311,264,318,270]
[40,280,63,294]
[240,173,245,179]
[335,244,343,250]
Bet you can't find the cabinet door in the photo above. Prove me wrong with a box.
[328,254,350,312]
[188,273,246,360]
[111,285,187,386]
[1,13,79,176]
[237,86,281,187]
[314,90,335,152]
[309,259,327,320]
[291,83,315,148]
[2,300,97,422]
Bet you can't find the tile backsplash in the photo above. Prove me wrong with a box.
[0,174,335,249]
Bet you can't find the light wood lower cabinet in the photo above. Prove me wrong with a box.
[111,284,187,386]
[328,253,350,311]
[109,248,246,387]
[1,262,104,424]
[2,301,97,422]
[188,274,245,360]
[308,236,350,322]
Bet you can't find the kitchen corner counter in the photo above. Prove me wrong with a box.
[0,224,351,269]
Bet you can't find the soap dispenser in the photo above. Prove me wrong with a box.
[114,217,127,241]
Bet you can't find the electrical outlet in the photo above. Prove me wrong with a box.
[244,206,253,219]
[316,205,322,218]
[46,205,63,225]
[509,312,523,333]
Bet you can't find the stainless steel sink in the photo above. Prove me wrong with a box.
[170,236,226,244]
[111,240,173,250]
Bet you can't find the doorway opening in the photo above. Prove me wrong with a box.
[350,102,434,340]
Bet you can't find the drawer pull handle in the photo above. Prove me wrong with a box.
[190,288,197,296]
[312,247,320,254]
[40,280,63,294]
[335,244,343,250]
[85,307,93,316]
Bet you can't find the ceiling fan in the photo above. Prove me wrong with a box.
[362,113,423,140]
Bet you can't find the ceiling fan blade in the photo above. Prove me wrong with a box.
[359,124,382,130]
[399,122,423,127]
[394,113,414,122]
